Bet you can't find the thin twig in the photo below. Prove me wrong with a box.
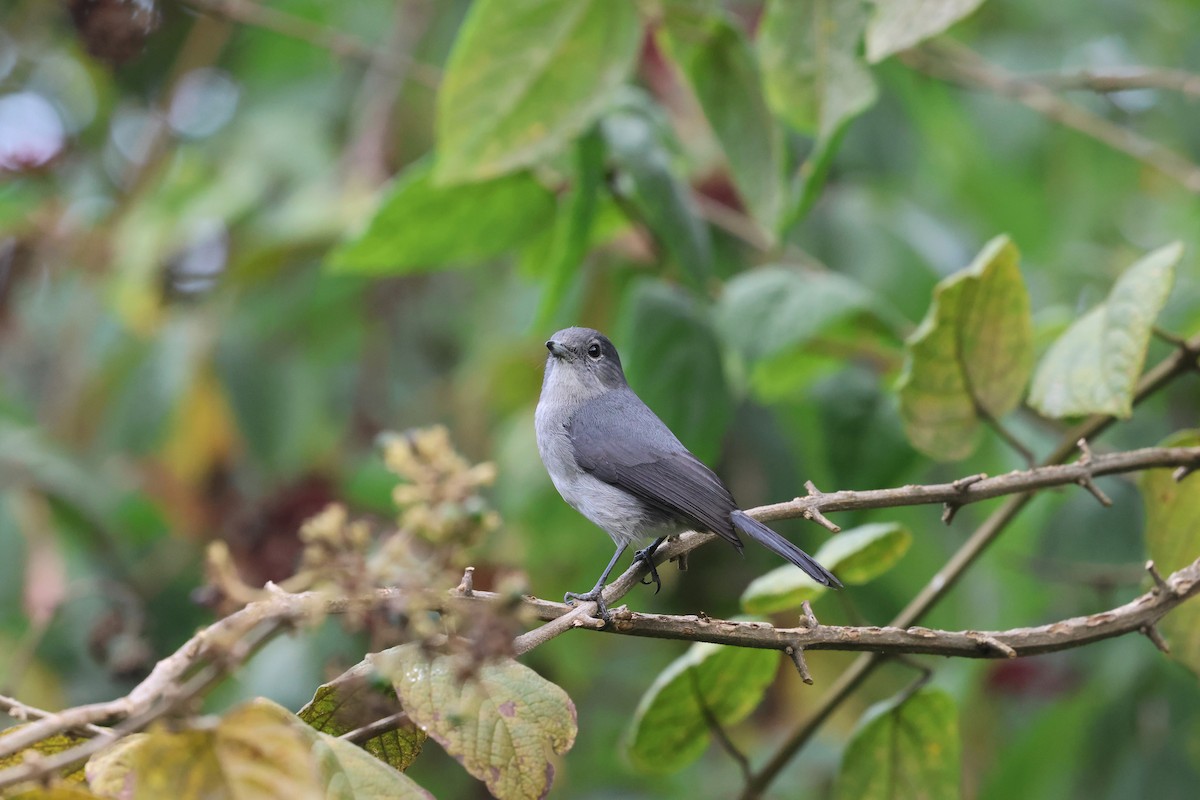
[1029,68,1200,99]
[901,43,1200,193]
[688,668,752,784]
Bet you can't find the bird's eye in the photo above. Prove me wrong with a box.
[587,343,602,359]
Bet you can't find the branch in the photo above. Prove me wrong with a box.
[1029,68,1200,99]
[464,555,1200,658]
[900,43,1200,193]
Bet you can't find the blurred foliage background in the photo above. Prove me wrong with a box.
[2,0,1200,797]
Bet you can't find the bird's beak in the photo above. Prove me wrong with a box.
[546,340,567,358]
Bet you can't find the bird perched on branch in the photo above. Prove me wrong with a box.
[535,327,841,622]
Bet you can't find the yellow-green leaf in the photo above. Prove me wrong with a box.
[896,235,1033,460]
[298,668,426,773]
[625,641,778,774]
[84,699,323,800]
[741,522,912,613]
[433,0,642,184]
[0,728,89,784]
[836,688,961,800]
[1029,242,1181,419]
[373,645,577,800]
[1140,430,1200,676]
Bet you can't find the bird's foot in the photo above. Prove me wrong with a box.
[564,587,611,624]
[633,546,663,594]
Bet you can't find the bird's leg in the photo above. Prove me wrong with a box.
[633,537,667,594]
[564,543,628,623]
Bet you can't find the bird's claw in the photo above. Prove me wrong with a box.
[563,589,612,624]
[633,547,662,595]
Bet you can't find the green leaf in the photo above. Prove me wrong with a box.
[616,281,732,464]
[866,0,987,63]
[837,688,961,800]
[312,732,434,800]
[532,128,604,330]
[625,641,778,774]
[433,0,642,184]
[760,0,878,224]
[660,12,782,232]
[741,522,912,613]
[716,266,903,398]
[896,235,1033,460]
[1028,242,1181,419]
[1140,430,1200,676]
[298,667,426,772]
[601,100,713,288]
[373,644,577,800]
[328,161,556,274]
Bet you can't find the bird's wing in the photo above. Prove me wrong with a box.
[566,390,742,547]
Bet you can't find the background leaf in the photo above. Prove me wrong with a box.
[741,522,912,613]
[616,282,732,464]
[298,671,426,773]
[601,99,714,287]
[1029,242,1181,419]
[433,0,642,184]
[759,0,878,224]
[660,12,783,232]
[625,641,778,774]
[896,235,1033,460]
[1140,430,1200,676]
[836,687,961,800]
[866,0,988,63]
[328,162,556,274]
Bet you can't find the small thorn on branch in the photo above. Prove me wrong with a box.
[943,473,987,524]
[801,601,819,630]
[800,481,841,532]
[967,632,1017,658]
[942,503,960,525]
[1075,439,1113,507]
[456,567,475,597]
[1141,624,1171,654]
[786,645,814,685]
[1146,560,1170,593]
[1173,464,1198,483]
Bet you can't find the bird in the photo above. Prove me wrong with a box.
[534,326,841,622]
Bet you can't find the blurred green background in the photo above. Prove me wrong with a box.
[1,0,1199,797]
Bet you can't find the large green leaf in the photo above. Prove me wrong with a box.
[1029,242,1181,419]
[616,281,732,464]
[1140,430,1200,676]
[298,669,426,773]
[373,644,577,800]
[433,0,642,184]
[327,161,556,274]
[625,641,778,774]
[601,99,713,288]
[532,128,604,329]
[716,266,903,398]
[760,0,878,224]
[741,522,912,613]
[866,0,988,63]
[896,235,1033,460]
[660,12,782,232]
[836,688,961,800]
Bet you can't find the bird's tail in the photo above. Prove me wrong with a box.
[731,510,842,589]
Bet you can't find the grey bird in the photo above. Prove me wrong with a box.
[535,326,841,622]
